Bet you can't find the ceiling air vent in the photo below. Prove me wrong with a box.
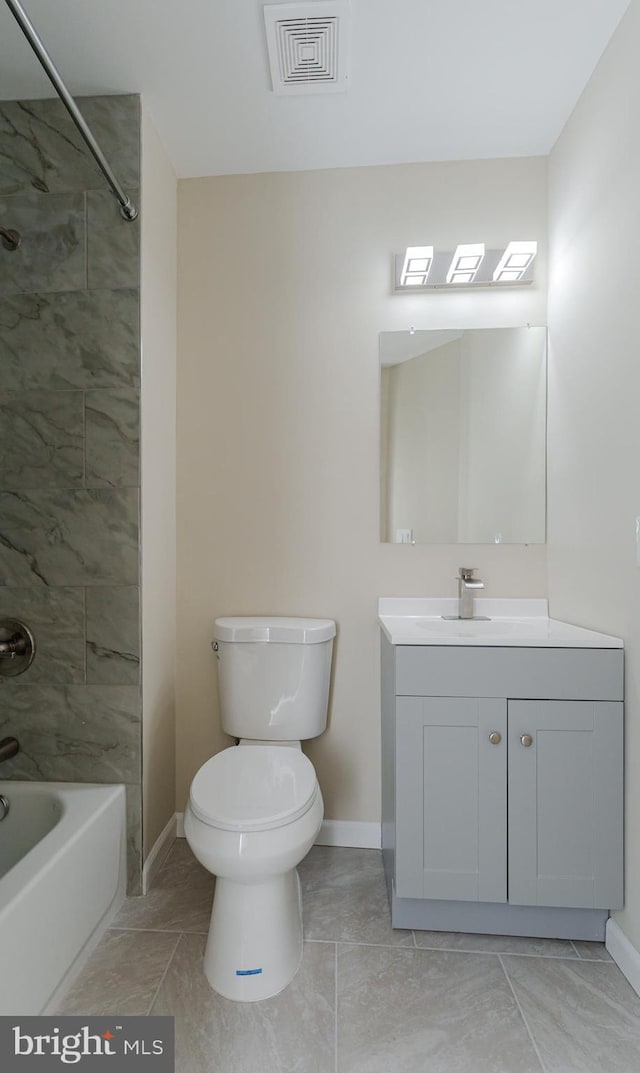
[264,2,350,95]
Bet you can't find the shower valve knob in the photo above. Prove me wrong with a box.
[0,619,35,677]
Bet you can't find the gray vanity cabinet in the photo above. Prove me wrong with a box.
[508,700,623,910]
[395,697,507,903]
[381,636,624,939]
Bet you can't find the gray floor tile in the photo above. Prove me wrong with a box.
[571,940,612,961]
[338,943,543,1073]
[414,930,578,958]
[151,934,335,1073]
[114,840,214,933]
[501,954,640,1073]
[300,845,413,947]
[54,929,179,1016]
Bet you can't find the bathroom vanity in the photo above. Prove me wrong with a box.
[379,598,624,941]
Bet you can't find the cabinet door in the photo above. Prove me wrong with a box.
[395,696,507,902]
[508,701,623,909]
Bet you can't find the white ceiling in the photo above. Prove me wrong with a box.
[0,0,630,178]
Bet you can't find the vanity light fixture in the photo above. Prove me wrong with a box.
[400,245,434,286]
[394,240,537,291]
[492,240,538,283]
[446,243,485,284]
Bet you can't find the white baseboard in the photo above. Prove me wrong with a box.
[142,813,178,895]
[174,813,380,850]
[606,919,640,998]
[315,820,381,849]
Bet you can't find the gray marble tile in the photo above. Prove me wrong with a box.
[0,684,141,783]
[86,586,140,685]
[0,289,140,391]
[572,940,612,961]
[0,193,85,296]
[0,95,140,197]
[0,390,83,489]
[126,783,143,897]
[114,840,214,934]
[0,487,139,586]
[501,954,640,1073]
[79,96,140,187]
[87,189,140,290]
[85,389,140,488]
[0,586,85,683]
[338,944,543,1073]
[55,929,179,1016]
[299,845,413,947]
[151,934,335,1073]
[414,930,578,958]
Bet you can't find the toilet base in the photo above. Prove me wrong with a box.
[204,868,303,1001]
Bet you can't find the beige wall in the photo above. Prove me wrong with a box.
[141,106,178,858]
[176,156,549,822]
[548,0,640,948]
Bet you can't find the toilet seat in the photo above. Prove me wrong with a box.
[189,745,318,832]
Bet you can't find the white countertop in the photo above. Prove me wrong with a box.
[378,598,623,648]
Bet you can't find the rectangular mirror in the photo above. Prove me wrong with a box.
[380,326,547,544]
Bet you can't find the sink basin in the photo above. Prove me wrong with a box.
[416,618,549,639]
[378,598,623,648]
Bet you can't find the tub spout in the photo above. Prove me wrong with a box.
[0,737,19,764]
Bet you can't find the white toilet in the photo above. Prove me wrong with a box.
[184,615,335,1002]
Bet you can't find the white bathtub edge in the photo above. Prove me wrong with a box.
[0,781,128,1015]
[42,868,127,1014]
[41,784,128,1013]
[142,813,178,895]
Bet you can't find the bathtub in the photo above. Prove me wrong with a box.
[0,781,127,1015]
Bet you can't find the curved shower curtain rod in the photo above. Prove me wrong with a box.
[4,0,138,221]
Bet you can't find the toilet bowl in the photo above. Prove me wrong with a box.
[184,744,324,1002]
[185,615,335,1001]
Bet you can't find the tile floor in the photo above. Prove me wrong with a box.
[55,841,640,1073]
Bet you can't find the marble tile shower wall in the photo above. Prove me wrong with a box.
[0,95,142,892]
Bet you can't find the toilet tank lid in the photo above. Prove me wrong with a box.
[214,616,336,644]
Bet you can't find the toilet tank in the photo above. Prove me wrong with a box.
[213,617,335,741]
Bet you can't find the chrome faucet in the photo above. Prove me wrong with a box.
[442,567,488,620]
[458,568,485,619]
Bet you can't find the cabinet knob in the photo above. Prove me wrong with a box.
[520,734,533,747]
[488,731,502,745]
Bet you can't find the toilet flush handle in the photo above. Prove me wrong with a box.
[211,641,219,652]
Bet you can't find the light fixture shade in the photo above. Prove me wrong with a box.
[394,240,537,290]
[493,241,538,282]
[400,246,434,286]
[446,243,485,284]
